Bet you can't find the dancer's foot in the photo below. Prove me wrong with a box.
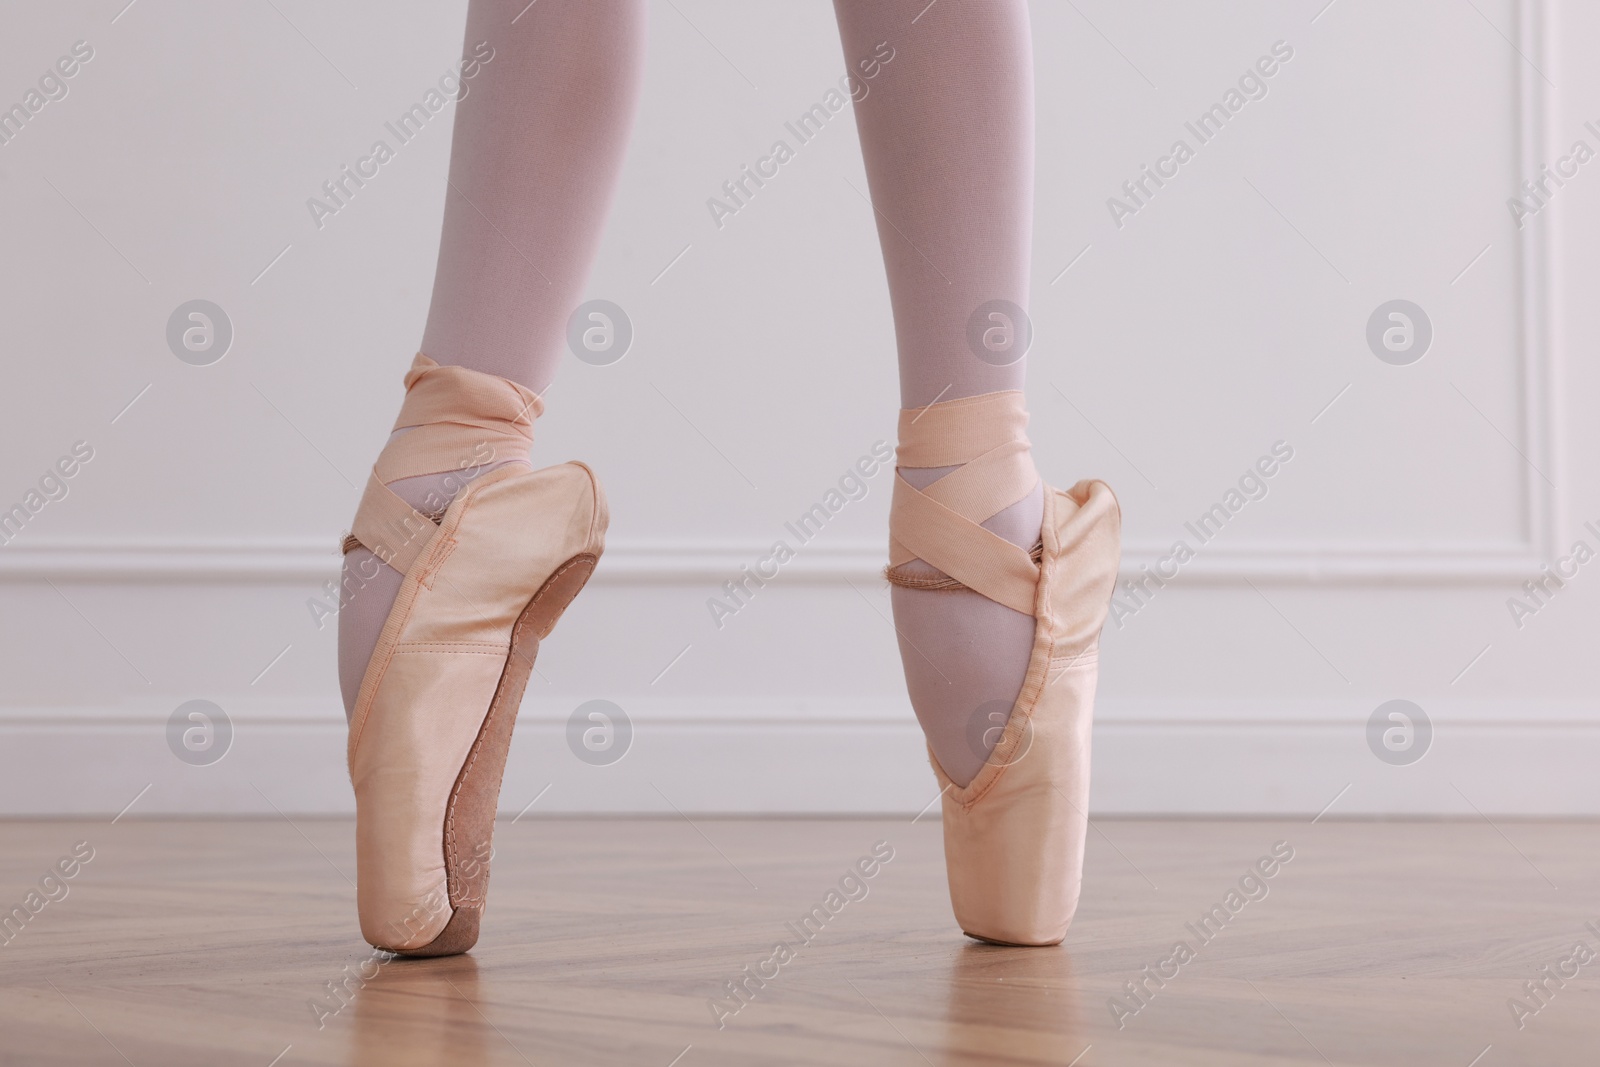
[339,451,527,722]
[891,477,1043,787]
[341,356,608,955]
[888,392,1044,786]
[888,391,1120,945]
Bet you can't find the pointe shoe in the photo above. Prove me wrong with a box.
[888,393,1120,946]
[344,355,607,956]
[932,480,1119,945]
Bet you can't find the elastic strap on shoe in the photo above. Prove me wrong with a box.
[346,354,544,574]
[887,390,1040,616]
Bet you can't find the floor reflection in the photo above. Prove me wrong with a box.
[936,941,1088,1065]
[349,953,493,1067]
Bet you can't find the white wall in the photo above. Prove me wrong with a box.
[0,0,1595,815]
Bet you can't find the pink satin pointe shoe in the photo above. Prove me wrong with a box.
[344,355,607,956]
[888,392,1120,946]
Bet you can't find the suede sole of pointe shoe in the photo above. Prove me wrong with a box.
[396,556,598,953]
[962,931,1063,948]
[394,552,598,959]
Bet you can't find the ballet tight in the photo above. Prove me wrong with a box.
[833,0,1041,787]
[341,0,1043,792]
[418,0,646,391]
[338,0,646,715]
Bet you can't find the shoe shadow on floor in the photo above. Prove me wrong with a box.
[935,941,1088,1065]
[350,953,492,1067]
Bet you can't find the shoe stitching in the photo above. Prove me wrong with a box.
[950,490,1063,812]
[347,470,509,761]
[393,641,511,653]
[392,650,509,657]
[884,540,1044,593]
[417,537,457,591]
[957,484,1118,810]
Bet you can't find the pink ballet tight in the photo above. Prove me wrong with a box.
[342,0,1044,792]
[339,0,646,716]
[834,0,1042,786]
[419,0,646,392]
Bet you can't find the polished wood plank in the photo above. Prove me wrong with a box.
[0,817,1597,1065]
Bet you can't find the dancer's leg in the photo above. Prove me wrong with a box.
[421,0,646,390]
[833,0,1041,786]
[339,0,646,717]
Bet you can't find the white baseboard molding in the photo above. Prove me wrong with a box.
[2,705,1596,816]
[0,537,1546,584]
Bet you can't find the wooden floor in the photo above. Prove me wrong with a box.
[1,817,1597,1066]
